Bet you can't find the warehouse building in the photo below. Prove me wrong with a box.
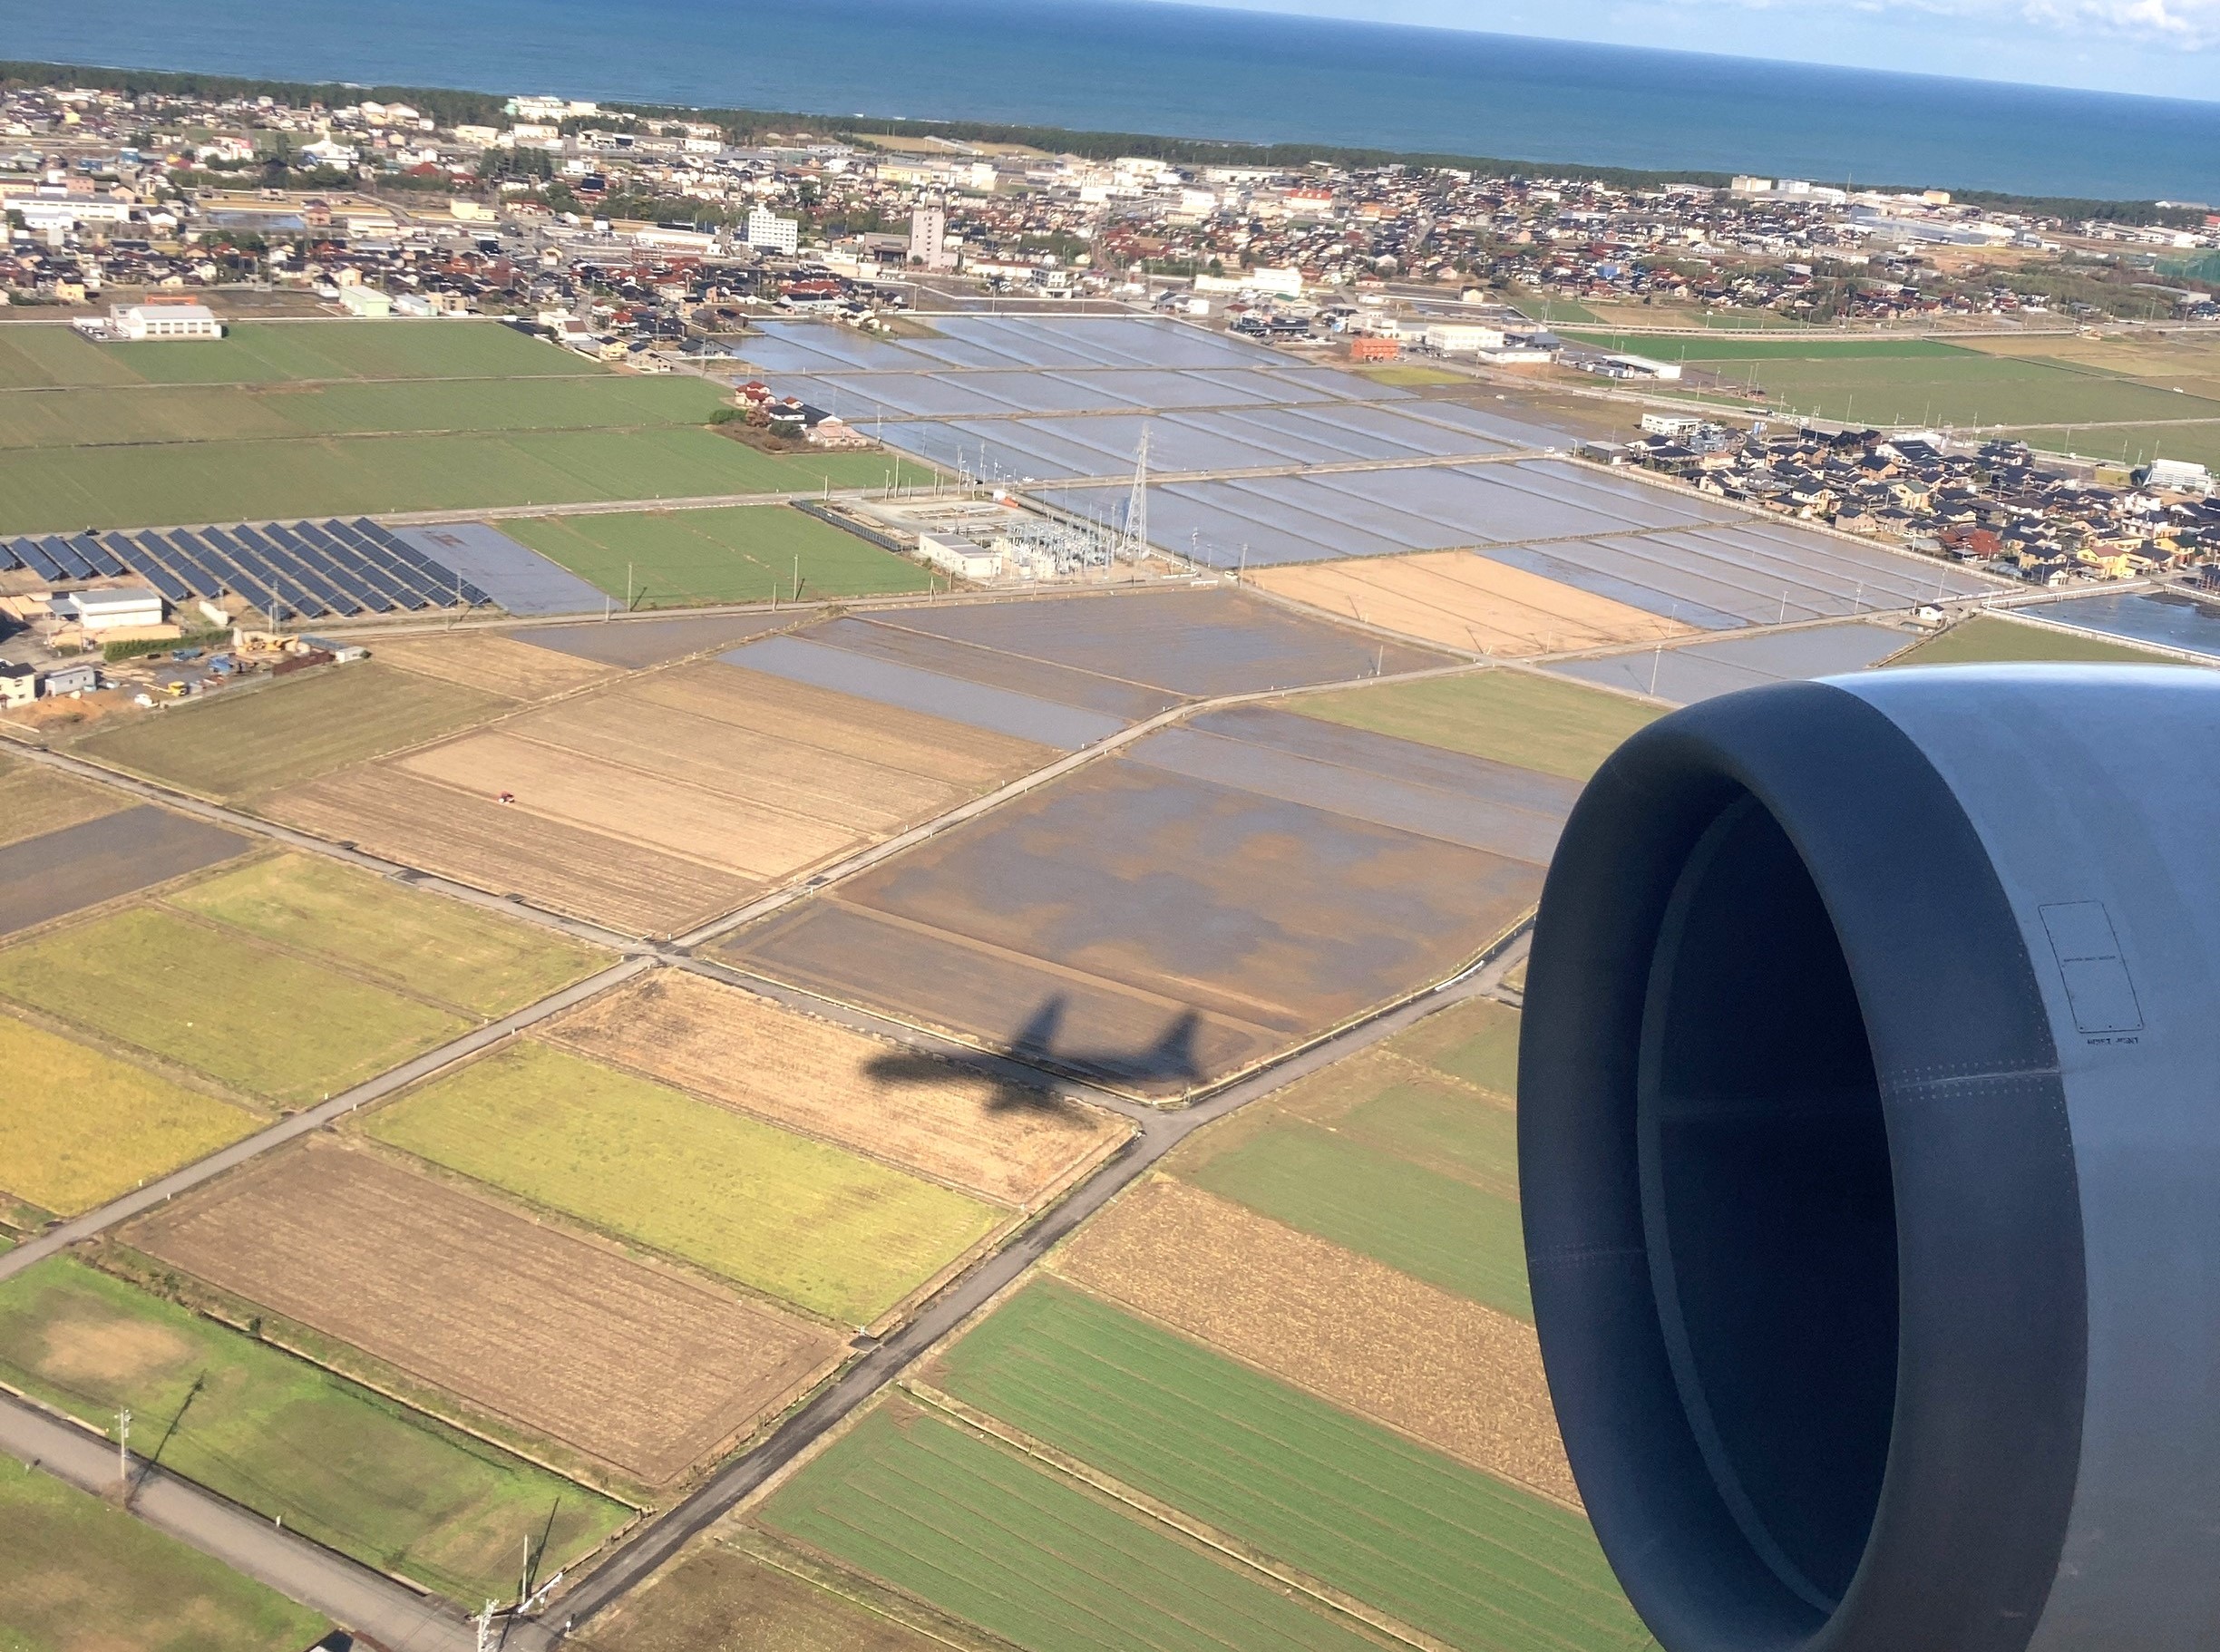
[103,302,223,341]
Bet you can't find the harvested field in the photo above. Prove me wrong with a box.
[366,1041,1004,1325]
[0,805,248,937]
[1297,667,1661,781]
[267,765,754,936]
[72,664,511,801]
[1890,611,2175,666]
[517,612,784,669]
[398,731,862,879]
[1392,995,1523,1097]
[937,1280,1646,1652]
[0,1258,628,1604]
[548,971,1127,1206]
[367,631,623,700]
[131,1141,842,1486]
[876,586,1453,695]
[576,1539,958,1652]
[725,758,1542,1093]
[761,1400,1385,1652]
[0,1467,329,1652]
[1054,1178,1572,1501]
[165,853,608,1018]
[0,906,469,1106]
[0,751,122,848]
[1183,1122,1532,1318]
[0,1012,262,1217]
[1253,550,1695,656]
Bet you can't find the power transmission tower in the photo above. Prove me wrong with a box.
[1122,430,1149,565]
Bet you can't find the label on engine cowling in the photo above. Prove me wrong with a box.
[2040,900,2145,1039]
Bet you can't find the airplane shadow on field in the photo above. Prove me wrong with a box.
[862,993,1203,1105]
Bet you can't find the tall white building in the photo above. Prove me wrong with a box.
[745,206,799,256]
[910,200,956,271]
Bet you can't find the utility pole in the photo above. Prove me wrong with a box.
[116,1408,130,1486]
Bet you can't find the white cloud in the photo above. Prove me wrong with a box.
[1655,0,2220,47]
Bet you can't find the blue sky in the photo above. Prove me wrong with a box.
[1200,0,2216,99]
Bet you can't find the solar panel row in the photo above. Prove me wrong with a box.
[0,520,496,617]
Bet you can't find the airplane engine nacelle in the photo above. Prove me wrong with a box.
[1518,665,2220,1652]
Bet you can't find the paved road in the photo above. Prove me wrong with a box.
[0,1394,497,1652]
[0,956,653,1287]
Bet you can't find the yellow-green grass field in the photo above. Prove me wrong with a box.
[0,906,469,1106]
[0,317,601,389]
[1561,330,2220,432]
[1890,613,2176,666]
[1994,421,2220,471]
[167,854,608,1017]
[72,663,509,802]
[0,1014,262,1218]
[1391,994,1522,1097]
[502,505,933,608]
[0,1468,330,1652]
[365,1042,1004,1325]
[0,1258,627,1604]
[1351,362,1469,387]
[576,1539,959,1652]
[0,751,123,846]
[1297,667,1661,780]
[761,1399,1388,1652]
[931,1279,1649,1652]
[0,427,891,536]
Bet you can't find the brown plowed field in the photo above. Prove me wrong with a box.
[399,733,862,878]
[641,665,1052,790]
[370,634,622,701]
[1253,552,1693,656]
[1055,1177,1577,1503]
[129,1141,842,1487]
[507,692,957,834]
[546,971,1128,1208]
[266,765,753,936]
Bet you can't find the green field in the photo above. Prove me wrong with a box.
[1888,612,2177,666]
[1995,421,2220,471]
[503,504,933,608]
[0,1467,330,1652]
[0,1259,627,1603]
[365,1042,1002,1324]
[936,1281,1649,1652]
[762,1401,1386,1652]
[73,663,507,801]
[1392,994,1522,1096]
[1329,1075,1521,1203]
[0,428,891,535]
[0,318,599,389]
[0,1013,261,1216]
[168,854,608,1017]
[0,907,469,1106]
[1297,668,1660,780]
[1183,1123,1532,1317]
[578,1539,956,1652]
[1561,330,2220,430]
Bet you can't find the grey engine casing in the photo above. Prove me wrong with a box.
[1518,664,2220,1652]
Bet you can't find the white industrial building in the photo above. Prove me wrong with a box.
[746,206,800,256]
[337,286,394,318]
[1424,324,1505,355]
[103,303,223,341]
[54,587,164,632]
[917,531,1002,581]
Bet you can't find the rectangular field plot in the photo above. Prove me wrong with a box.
[274,662,1057,935]
[1253,547,1696,656]
[1057,1178,1572,1501]
[0,1013,262,1218]
[365,631,625,701]
[548,971,1126,1208]
[1389,994,1523,1097]
[779,614,1182,722]
[852,587,1453,695]
[576,1539,957,1652]
[2009,589,2220,662]
[365,1041,1003,1325]
[0,752,122,848]
[0,317,595,391]
[1298,667,1662,780]
[130,1141,842,1486]
[0,1258,628,1603]
[72,663,511,802]
[0,906,469,1106]
[501,505,931,608]
[0,1468,329,1652]
[0,804,248,936]
[721,752,1545,1094]
[935,1280,1647,1652]
[514,611,784,669]
[1545,620,1911,705]
[166,854,608,1018]
[1889,611,2181,666]
[760,1401,1387,1652]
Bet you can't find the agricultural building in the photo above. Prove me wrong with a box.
[106,302,222,341]
[337,287,394,318]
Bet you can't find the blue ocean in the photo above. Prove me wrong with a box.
[9,0,2218,200]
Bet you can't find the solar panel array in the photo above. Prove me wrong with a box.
[0,520,493,618]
